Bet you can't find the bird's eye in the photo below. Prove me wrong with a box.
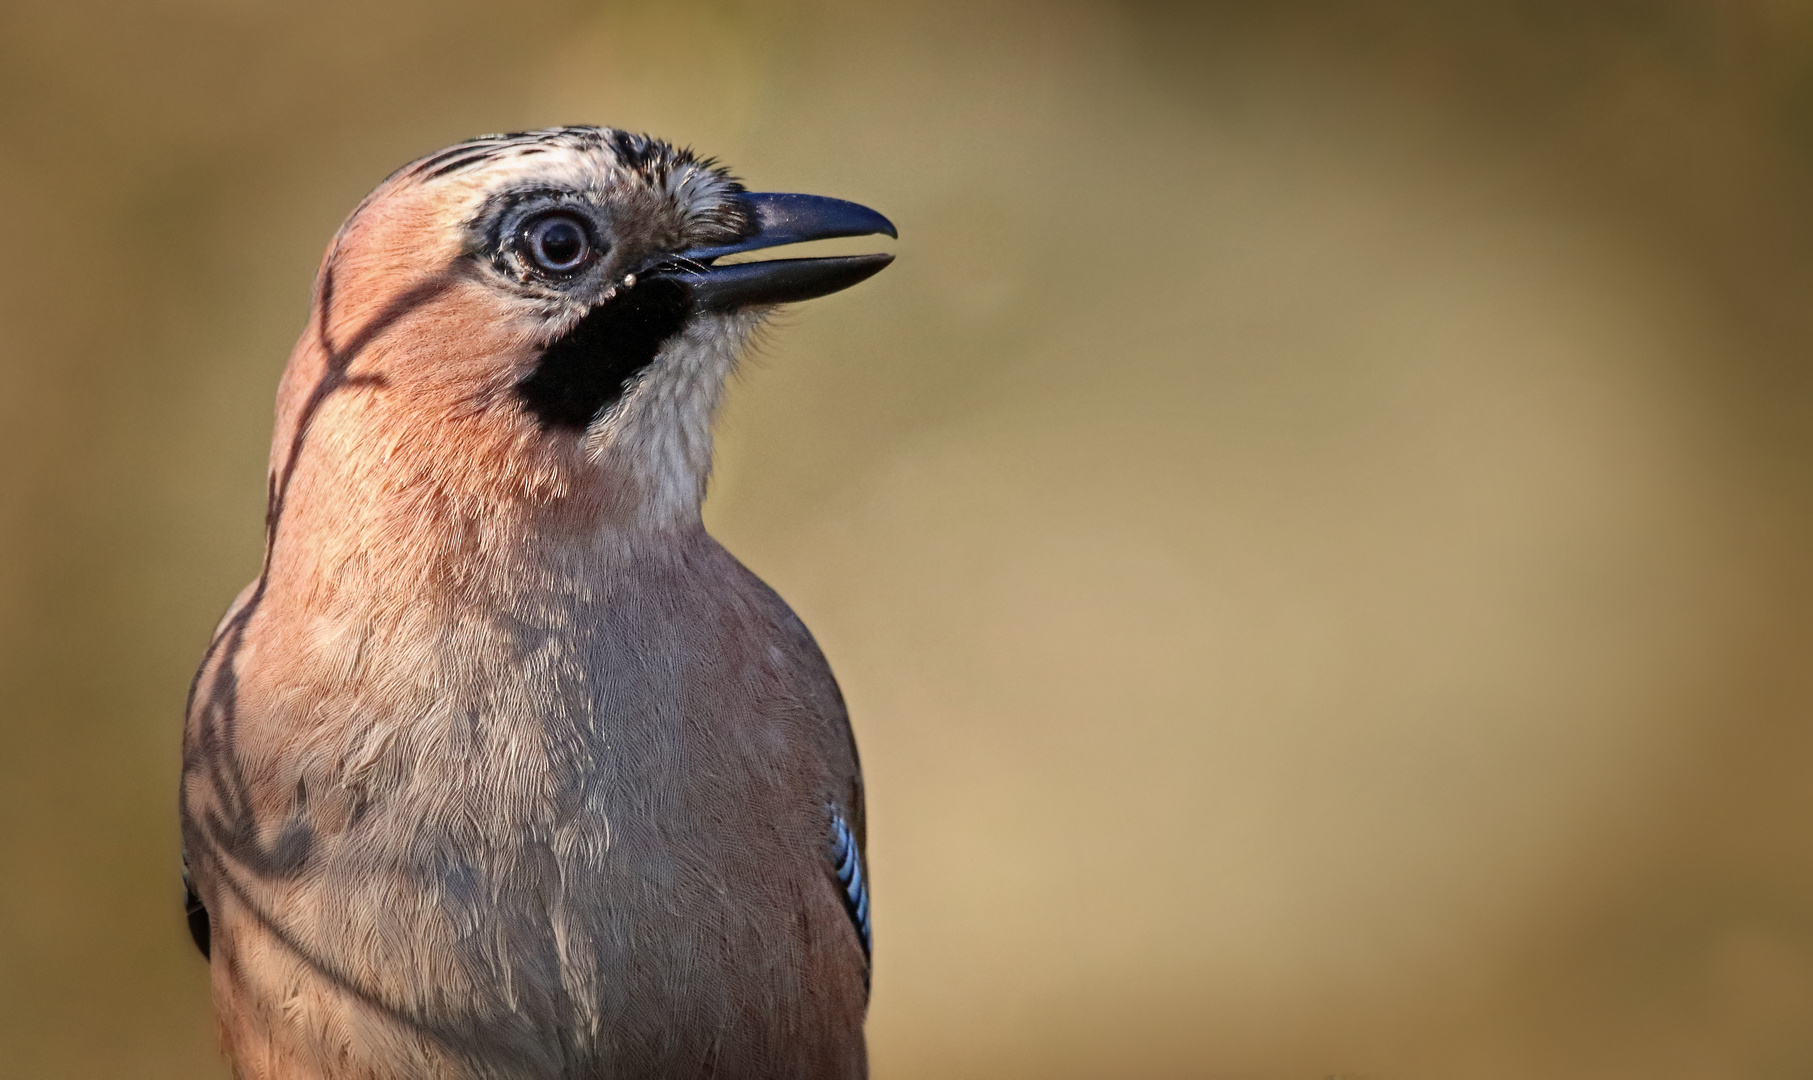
[522,212,594,275]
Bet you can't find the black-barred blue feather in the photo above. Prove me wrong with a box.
[829,809,871,959]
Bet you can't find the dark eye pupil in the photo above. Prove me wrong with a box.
[529,216,589,272]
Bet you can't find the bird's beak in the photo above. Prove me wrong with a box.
[652,193,897,312]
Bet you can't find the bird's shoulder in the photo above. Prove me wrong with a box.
[685,531,864,795]
[686,535,844,689]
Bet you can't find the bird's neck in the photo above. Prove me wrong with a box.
[261,435,706,625]
[257,309,752,617]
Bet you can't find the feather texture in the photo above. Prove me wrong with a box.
[179,127,878,1080]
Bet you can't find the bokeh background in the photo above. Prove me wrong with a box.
[5,1,1813,1076]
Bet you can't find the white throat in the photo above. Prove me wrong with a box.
[583,309,762,530]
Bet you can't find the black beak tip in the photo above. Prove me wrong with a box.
[852,251,895,276]
[831,250,895,293]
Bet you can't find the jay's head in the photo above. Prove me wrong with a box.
[274,126,892,537]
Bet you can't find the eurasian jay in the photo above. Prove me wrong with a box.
[179,127,889,1079]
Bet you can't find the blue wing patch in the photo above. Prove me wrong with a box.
[829,810,871,959]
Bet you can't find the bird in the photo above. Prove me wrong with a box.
[179,126,891,1079]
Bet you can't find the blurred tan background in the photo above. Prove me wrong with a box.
[5,1,1813,1076]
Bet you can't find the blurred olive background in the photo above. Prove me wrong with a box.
[6,0,1813,1076]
